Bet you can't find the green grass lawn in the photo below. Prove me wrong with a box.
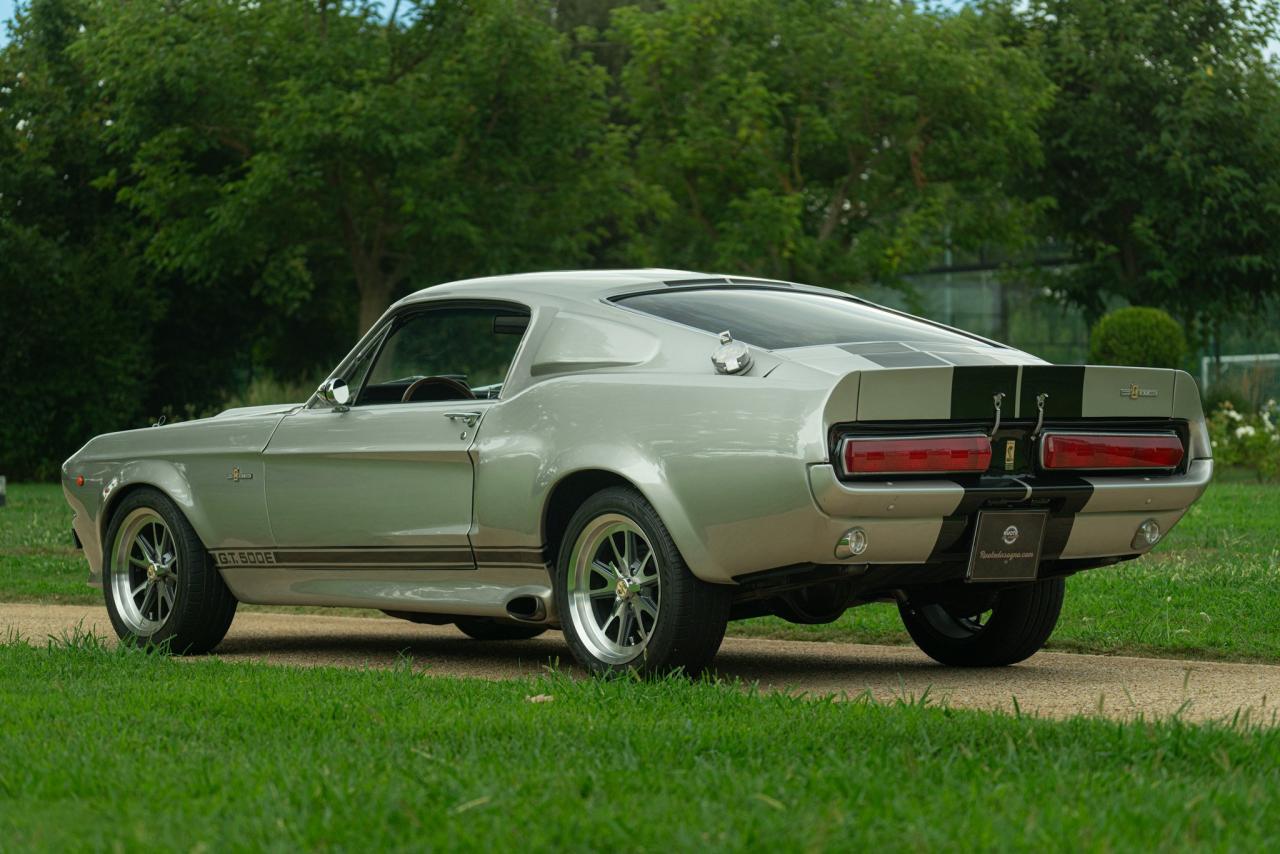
[1,633,1279,850]
[3,480,1278,661]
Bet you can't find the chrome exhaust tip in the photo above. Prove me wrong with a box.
[505,593,550,624]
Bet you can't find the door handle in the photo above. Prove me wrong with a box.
[444,411,482,427]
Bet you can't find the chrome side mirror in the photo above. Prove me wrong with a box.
[317,378,351,411]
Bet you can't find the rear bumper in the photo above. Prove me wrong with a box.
[806,458,1212,566]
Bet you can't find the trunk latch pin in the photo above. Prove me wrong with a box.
[989,392,1005,438]
[1030,393,1049,440]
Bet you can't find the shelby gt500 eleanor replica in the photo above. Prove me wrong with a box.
[63,270,1211,674]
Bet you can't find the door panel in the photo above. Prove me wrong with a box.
[262,402,485,564]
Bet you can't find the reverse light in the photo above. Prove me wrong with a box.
[1040,432,1184,471]
[840,434,992,476]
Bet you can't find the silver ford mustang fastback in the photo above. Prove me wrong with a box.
[62,270,1212,674]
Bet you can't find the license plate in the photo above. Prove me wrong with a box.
[966,511,1047,583]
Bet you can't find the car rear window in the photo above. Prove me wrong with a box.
[614,288,993,351]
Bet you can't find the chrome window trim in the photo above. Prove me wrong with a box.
[312,298,534,409]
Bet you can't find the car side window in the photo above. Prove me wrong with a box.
[356,306,529,405]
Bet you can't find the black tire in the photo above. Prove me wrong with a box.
[454,619,547,641]
[102,487,238,654]
[898,578,1065,667]
[554,486,730,677]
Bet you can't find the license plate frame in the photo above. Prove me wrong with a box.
[966,511,1048,583]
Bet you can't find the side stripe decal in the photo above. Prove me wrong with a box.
[211,545,548,570]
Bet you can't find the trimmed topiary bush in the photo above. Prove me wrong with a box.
[1087,307,1188,368]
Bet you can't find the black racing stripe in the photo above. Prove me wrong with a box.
[839,342,914,355]
[1018,366,1085,418]
[1038,476,1094,560]
[865,352,950,368]
[273,548,473,566]
[472,548,548,566]
[927,476,1029,561]
[925,475,1096,563]
[950,366,1019,420]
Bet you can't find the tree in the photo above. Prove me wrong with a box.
[0,0,159,479]
[78,0,627,333]
[985,0,1280,335]
[610,0,1053,288]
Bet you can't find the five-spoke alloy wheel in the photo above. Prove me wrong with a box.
[555,486,729,676]
[102,487,238,654]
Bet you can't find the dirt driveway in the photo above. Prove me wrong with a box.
[4,603,1278,724]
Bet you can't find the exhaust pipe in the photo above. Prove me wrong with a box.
[505,593,550,624]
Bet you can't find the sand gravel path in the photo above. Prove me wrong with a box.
[4,603,1278,724]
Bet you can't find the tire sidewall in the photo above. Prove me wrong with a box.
[102,489,197,649]
[899,578,1065,666]
[554,488,683,675]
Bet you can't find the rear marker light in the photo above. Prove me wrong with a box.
[840,435,992,476]
[75,475,85,487]
[1040,432,1184,471]
[1132,519,1162,550]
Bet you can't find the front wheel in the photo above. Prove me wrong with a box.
[554,486,730,677]
[102,488,238,654]
[898,577,1064,667]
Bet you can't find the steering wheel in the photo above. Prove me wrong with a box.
[401,376,476,403]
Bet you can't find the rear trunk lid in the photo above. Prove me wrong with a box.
[848,364,1177,424]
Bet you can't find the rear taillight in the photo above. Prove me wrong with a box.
[1039,432,1184,471]
[840,434,992,476]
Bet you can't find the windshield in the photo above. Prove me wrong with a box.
[614,288,995,351]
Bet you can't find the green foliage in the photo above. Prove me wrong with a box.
[611,0,1053,287]
[77,0,628,333]
[0,0,159,479]
[1207,399,1280,481]
[217,376,315,413]
[986,0,1280,332]
[1087,306,1188,368]
[6,0,1280,476]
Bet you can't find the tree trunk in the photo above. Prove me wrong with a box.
[357,273,393,335]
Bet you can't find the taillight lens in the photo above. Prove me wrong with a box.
[1040,432,1184,471]
[841,435,992,476]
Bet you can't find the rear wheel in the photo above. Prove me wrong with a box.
[554,486,730,677]
[102,488,237,654]
[898,578,1064,667]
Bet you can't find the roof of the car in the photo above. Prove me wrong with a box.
[396,269,816,306]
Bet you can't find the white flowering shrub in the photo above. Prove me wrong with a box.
[1208,400,1280,480]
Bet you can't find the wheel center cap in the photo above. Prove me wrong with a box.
[615,576,637,601]
[146,564,158,581]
